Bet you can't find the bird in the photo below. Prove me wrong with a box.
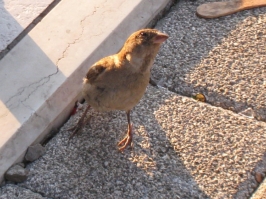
[68,28,168,151]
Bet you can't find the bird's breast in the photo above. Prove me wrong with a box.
[82,71,150,111]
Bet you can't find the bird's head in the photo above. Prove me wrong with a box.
[123,29,168,50]
[119,29,168,72]
[130,29,168,46]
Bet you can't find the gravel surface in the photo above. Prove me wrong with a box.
[0,184,48,199]
[152,0,266,121]
[1,0,266,198]
[18,86,266,199]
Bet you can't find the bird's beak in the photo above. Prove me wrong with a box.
[153,32,169,44]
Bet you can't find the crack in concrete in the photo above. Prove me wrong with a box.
[5,87,26,109]
[0,0,62,61]
[21,70,58,105]
[4,1,107,113]
[21,101,35,112]
[5,68,59,112]
[56,2,105,67]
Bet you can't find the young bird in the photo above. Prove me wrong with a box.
[69,29,168,151]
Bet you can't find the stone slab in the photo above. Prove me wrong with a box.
[151,0,266,121]
[0,0,55,52]
[19,86,266,198]
[0,0,174,182]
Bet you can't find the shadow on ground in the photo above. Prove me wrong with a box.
[19,86,266,199]
[19,89,210,199]
[152,0,266,121]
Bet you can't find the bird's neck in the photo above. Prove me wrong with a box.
[118,46,160,73]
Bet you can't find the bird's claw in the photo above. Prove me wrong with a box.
[118,135,132,152]
[118,135,132,151]
[118,124,133,151]
[67,115,91,141]
[66,126,77,132]
[68,126,83,140]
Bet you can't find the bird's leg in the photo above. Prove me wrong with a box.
[118,110,133,151]
[68,105,91,140]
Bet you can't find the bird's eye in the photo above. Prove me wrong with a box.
[140,32,148,37]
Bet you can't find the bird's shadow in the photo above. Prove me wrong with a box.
[20,89,209,199]
[21,86,266,199]
[68,104,210,198]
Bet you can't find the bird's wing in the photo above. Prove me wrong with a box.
[85,55,119,84]
[85,64,107,84]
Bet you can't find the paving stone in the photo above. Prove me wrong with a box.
[20,86,266,199]
[25,144,46,162]
[5,164,29,183]
[152,0,266,121]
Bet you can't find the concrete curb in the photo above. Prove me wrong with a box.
[0,0,175,182]
[251,178,266,199]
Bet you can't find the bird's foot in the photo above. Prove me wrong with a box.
[67,116,91,140]
[118,124,133,151]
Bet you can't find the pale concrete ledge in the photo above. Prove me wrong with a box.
[251,178,266,199]
[0,0,55,52]
[0,0,173,182]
